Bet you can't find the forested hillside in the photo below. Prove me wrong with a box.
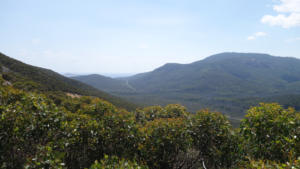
[0,73,299,169]
[0,52,137,110]
[74,52,300,119]
[127,53,300,95]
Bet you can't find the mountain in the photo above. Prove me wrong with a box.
[0,52,137,110]
[127,52,300,95]
[73,52,300,119]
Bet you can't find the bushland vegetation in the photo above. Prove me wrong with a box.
[0,76,299,168]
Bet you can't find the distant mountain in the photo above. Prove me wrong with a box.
[101,73,136,78]
[63,73,83,77]
[0,52,137,110]
[72,74,134,93]
[74,52,300,119]
[127,53,300,95]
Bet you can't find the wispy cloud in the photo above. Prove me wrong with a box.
[247,32,267,40]
[261,0,300,28]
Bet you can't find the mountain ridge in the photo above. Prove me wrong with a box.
[73,52,300,118]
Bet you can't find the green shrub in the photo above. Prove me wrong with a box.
[89,155,148,169]
[138,118,191,169]
[135,104,188,124]
[101,110,140,158]
[0,87,66,168]
[62,113,102,169]
[237,157,300,169]
[2,75,300,169]
[24,145,66,169]
[240,103,300,162]
[188,110,240,168]
[78,97,117,118]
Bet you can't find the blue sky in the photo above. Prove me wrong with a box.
[1,0,300,75]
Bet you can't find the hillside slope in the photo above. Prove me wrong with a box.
[0,52,137,110]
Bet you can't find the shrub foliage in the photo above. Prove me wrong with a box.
[0,76,299,169]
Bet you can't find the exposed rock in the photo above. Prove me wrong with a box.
[66,93,81,98]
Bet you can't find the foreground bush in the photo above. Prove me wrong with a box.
[24,145,66,169]
[89,155,148,169]
[0,86,66,168]
[0,84,107,168]
[62,113,102,169]
[240,103,300,162]
[138,118,191,169]
[188,110,241,168]
[1,78,300,169]
[135,104,189,124]
[101,110,140,159]
[237,157,300,169]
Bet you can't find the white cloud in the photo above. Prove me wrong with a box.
[273,0,300,13]
[261,0,300,28]
[247,32,267,40]
[262,13,300,28]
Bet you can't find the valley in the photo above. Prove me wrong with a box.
[72,52,300,119]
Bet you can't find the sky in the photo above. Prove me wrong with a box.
[1,0,300,75]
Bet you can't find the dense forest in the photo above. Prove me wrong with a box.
[1,73,300,168]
